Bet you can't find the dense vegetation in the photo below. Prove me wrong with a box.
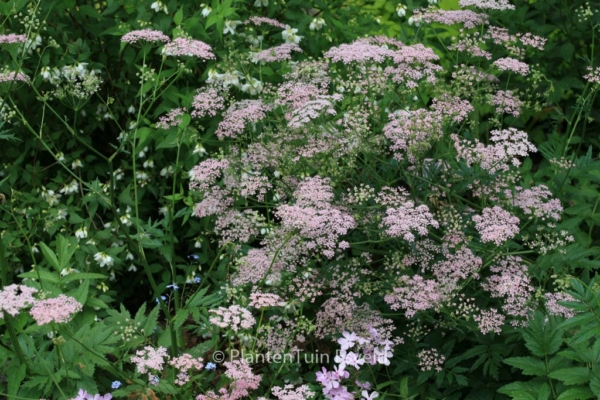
[0,0,599,399]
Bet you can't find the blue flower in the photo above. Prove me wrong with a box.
[205,362,216,370]
[188,254,200,261]
[111,381,122,389]
[155,295,167,304]
[194,276,201,284]
[166,284,179,291]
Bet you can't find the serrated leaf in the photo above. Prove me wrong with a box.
[548,367,590,385]
[185,286,209,308]
[497,381,539,399]
[174,7,183,25]
[538,383,551,400]
[61,272,107,284]
[590,369,600,396]
[504,357,547,376]
[8,362,26,396]
[18,268,60,284]
[69,279,89,305]
[142,305,160,337]
[556,386,595,400]
[39,242,60,271]
[523,312,564,357]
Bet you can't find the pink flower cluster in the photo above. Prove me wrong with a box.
[482,256,535,322]
[384,43,442,88]
[245,16,286,29]
[0,284,37,317]
[417,348,445,372]
[451,128,536,174]
[188,158,229,192]
[473,308,505,334]
[121,29,169,44]
[130,346,169,374]
[193,186,232,218]
[459,0,515,10]
[209,305,256,332]
[197,359,261,400]
[485,27,546,55]
[215,100,270,139]
[163,37,215,59]
[583,66,600,85]
[156,107,187,129]
[0,71,30,84]
[276,177,355,258]
[384,275,446,317]
[30,294,82,325]
[251,43,302,63]
[431,94,474,123]
[383,109,443,163]
[269,384,315,400]
[324,39,396,64]
[0,33,27,44]
[414,8,488,29]
[376,187,438,242]
[249,291,285,308]
[544,292,577,319]
[169,353,204,385]
[472,206,519,245]
[287,95,341,129]
[191,87,226,119]
[511,185,563,220]
[489,90,524,117]
[493,57,529,75]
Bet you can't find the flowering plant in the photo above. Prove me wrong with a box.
[0,0,599,399]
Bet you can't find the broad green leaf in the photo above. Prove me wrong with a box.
[174,7,184,25]
[39,242,60,272]
[548,367,590,385]
[18,268,60,284]
[497,381,539,399]
[504,357,547,376]
[556,386,595,400]
[61,273,107,284]
[8,362,26,397]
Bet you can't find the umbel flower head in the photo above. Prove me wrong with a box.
[121,29,170,45]
[29,294,82,325]
[162,37,215,59]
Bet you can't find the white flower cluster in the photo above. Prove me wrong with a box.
[41,62,100,85]
[309,18,326,31]
[150,1,168,13]
[282,25,302,44]
[207,69,263,95]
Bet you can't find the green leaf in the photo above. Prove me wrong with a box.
[548,367,590,385]
[522,312,564,357]
[142,305,160,337]
[556,386,595,400]
[61,272,107,284]
[504,357,547,376]
[174,7,184,25]
[18,268,60,284]
[399,376,409,397]
[537,383,551,400]
[497,381,539,399]
[39,242,60,272]
[8,362,26,397]
[69,279,89,305]
[590,369,600,396]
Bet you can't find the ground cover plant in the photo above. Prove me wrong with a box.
[1,0,600,399]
